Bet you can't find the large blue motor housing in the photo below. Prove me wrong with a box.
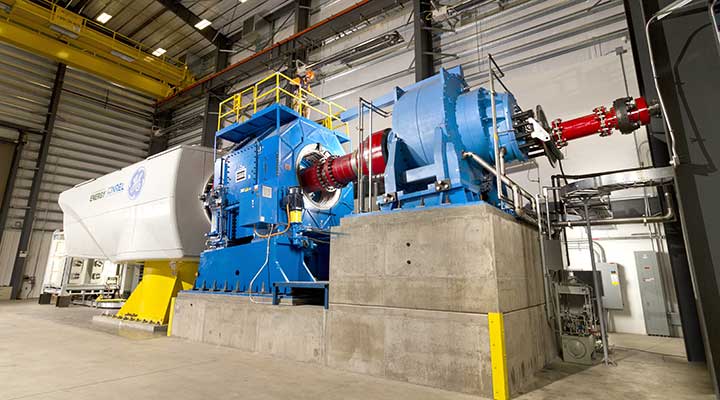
[195,104,353,295]
[378,66,529,210]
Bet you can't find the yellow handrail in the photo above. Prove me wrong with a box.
[217,72,349,135]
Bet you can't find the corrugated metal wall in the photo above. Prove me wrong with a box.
[0,42,154,298]
[166,97,204,147]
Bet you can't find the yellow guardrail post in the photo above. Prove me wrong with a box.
[489,312,510,400]
[275,73,280,103]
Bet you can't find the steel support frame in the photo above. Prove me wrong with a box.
[157,0,413,112]
[156,0,233,145]
[9,63,66,300]
[624,0,720,396]
[413,0,434,81]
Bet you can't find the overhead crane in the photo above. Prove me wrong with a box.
[0,0,193,98]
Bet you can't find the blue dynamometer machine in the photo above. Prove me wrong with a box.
[194,66,654,296]
[194,73,354,295]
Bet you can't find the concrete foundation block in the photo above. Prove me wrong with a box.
[173,292,326,364]
[171,203,555,398]
[326,304,493,397]
[329,204,544,313]
[325,303,553,397]
[503,306,558,392]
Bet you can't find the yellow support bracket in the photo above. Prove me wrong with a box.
[489,312,510,400]
[115,260,198,326]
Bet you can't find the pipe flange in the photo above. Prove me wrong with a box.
[315,156,338,192]
[613,97,638,134]
[324,157,341,190]
[551,119,567,148]
[594,106,611,137]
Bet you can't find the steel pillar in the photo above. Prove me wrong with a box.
[9,63,66,300]
[413,0,434,81]
[0,131,25,249]
[294,0,311,64]
[201,49,229,148]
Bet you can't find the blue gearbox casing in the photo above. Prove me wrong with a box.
[194,104,353,294]
[380,66,527,210]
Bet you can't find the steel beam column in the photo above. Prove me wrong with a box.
[413,0,434,81]
[9,63,66,300]
[155,0,230,48]
[293,0,311,65]
[0,131,25,249]
[201,49,229,148]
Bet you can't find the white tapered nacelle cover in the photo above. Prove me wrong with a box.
[58,145,213,262]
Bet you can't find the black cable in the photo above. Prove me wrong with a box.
[557,157,569,185]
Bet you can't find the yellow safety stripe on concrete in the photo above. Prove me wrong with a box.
[489,312,510,400]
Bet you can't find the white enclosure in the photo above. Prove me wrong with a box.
[58,145,213,262]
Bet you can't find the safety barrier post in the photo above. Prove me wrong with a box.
[488,312,510,400]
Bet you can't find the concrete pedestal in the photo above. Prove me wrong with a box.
[171,203,557,398]
[325,204,556,397]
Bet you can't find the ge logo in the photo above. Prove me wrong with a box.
[128,167,145,200]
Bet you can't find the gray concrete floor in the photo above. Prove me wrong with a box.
[0,300,714,400]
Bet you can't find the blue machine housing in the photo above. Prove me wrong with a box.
[352,66,528,211]
[195,104,354,294]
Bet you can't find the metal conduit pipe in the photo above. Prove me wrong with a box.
[593,241,607,263]
[711,0,720,53]
[552,188,675,227]
[645,9,683,166]
[535,194,554,321]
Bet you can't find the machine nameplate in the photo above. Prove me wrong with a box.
[262,185,272,198]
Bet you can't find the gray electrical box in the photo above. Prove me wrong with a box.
[634,251,670,336]
[543,239,564,271]
[566,264,624,310]
[596,263,624,310]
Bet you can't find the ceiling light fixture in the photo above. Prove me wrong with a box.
[49,24,79,39]
[111,50,135,63]
[239,0,248,3]
[96,12,112,24]
[152,48,167,57]
[194,19,212,30]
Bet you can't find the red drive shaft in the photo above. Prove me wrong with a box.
[299,129,388,193]
[551,97,657,145]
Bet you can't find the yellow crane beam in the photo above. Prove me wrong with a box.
[0,0,194,98]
